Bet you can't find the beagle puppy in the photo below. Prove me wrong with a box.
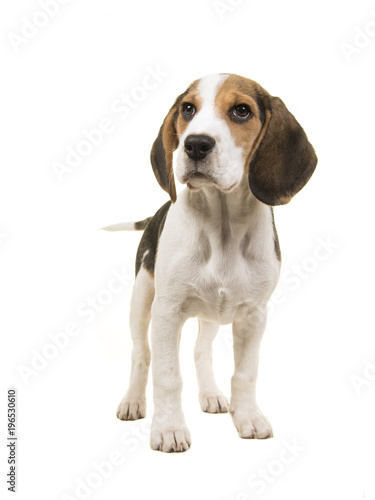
[104,73,317,452]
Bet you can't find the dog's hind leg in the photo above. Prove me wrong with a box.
[116,267,154,420]
[194,320,229,413]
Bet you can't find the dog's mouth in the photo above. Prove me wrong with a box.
[187,172,210,181]
[186,172,214,190]
[186,172,237,193]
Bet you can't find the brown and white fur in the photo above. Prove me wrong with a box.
[104,73,317,452]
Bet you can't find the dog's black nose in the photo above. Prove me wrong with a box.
[184,134,216,161]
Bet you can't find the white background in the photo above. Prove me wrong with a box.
[1,0,375,499]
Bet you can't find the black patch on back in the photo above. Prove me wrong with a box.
[134,217,152,231]
[271,208,281,261]
[135,201,172,276]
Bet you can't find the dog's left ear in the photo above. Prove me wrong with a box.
[249,95,317,206]
[150,92,187,203]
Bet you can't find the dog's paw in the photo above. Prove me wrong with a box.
[150,426,191,453]
[116,398,146,421]
[199,394,229,413]
[230,408,273,439]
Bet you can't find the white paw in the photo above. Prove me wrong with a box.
[199,394,229,413]
[230,407,273,439]
[150,425,191,453]
[116,397,146,421]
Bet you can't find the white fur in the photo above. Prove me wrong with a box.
[116,266,154,421]
[116,74,281,452]
[102,222,135,231]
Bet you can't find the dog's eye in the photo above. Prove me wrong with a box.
[235,105,250,117]
[231,104,252,122]
[182,102,196,118]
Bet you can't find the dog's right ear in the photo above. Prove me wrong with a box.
[150,92,188,203]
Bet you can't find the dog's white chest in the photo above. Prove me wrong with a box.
[155,189,280,325]
[184,250,277,325]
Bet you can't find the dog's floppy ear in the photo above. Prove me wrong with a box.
[150,92,187,203]
[249,95,317,206]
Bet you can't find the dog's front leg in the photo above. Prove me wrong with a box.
[150,299,191,452]
[230,304,273,439]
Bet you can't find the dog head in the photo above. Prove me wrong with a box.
[150,73,317,206]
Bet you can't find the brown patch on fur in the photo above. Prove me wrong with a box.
[214,75,265,169]
[150,80,200,202]
[216,74,317,206]
[176,87,202,138]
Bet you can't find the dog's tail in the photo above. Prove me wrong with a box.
[102,216,152,232]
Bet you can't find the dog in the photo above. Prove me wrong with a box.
[104,73,317,452]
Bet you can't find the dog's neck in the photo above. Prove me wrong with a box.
[182,175,270,251]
